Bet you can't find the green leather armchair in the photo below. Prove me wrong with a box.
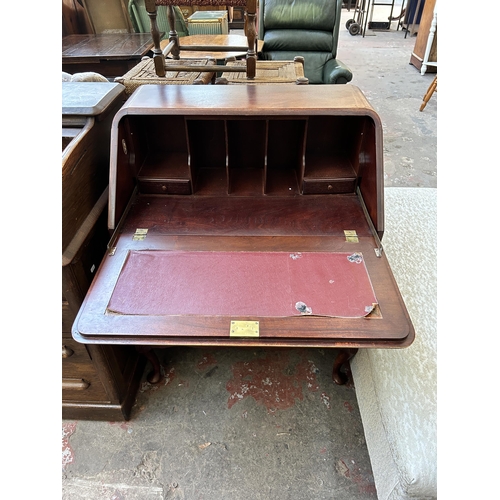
[258,0,353,84]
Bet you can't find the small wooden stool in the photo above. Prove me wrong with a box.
[420,75,437,112]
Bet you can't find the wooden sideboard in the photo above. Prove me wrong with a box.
[63,82,145,420]
[72,84,414,393]
[410,0,437,74]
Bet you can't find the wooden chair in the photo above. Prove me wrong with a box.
[144,0,257,79]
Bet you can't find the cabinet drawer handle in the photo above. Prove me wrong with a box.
[62,379,90,390]
[62,345,74,358]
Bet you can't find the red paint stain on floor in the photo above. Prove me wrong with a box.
[62,422,77,469]
[226,351,319,412]
[109,421,131,431]
[343,401,353,412]
[197,352,218,371]
[336,458,377,495]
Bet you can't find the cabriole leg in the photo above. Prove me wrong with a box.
[332,348,358,385]
[136,346,162,384]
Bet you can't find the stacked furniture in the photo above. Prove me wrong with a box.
[145,0,257,79]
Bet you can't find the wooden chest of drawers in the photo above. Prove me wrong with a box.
[62,82,145,420]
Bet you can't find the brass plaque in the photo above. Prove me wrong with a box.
[230,321,259,337]
[344,230,359,243]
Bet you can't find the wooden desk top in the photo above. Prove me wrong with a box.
[121,83,380,117]
[62,33,157,62]
[160,34,264,59]
[73,196,414,348]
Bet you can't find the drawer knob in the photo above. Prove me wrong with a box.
[62,345,74,358]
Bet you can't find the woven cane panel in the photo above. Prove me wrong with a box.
[221,60,306,84]
[118,58,215,95]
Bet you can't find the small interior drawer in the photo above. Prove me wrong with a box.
[302,178,358,194]
[138,178,192,195]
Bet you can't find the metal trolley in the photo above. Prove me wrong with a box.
[346,0,398,36]
[345,0,368,36]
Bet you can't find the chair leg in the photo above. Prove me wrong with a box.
[245,0,258,79]
[145,0,166,77]
[420,75,437,112]
[167,5,180,60]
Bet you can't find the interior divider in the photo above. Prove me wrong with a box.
[148,115,367,197]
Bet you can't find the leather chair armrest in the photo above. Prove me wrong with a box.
[323,59,353,84]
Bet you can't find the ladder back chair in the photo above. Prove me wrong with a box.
[144,0,257,79]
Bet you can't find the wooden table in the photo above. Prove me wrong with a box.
[62,33,159,77]
[160,34,264,61]
[72,85,414,390]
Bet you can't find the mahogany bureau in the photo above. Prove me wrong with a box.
[72,84,414,392]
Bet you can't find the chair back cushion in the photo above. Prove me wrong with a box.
[263,29,333,52]
[262,0,337,31]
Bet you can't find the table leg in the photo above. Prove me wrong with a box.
[332,348,358,385]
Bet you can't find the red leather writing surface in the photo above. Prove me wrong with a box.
[107,251,377,318]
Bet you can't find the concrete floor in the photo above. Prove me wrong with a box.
[62,7,437,499]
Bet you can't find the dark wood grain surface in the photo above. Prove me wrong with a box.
[63,33,156,60]
[62,33,159,76]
